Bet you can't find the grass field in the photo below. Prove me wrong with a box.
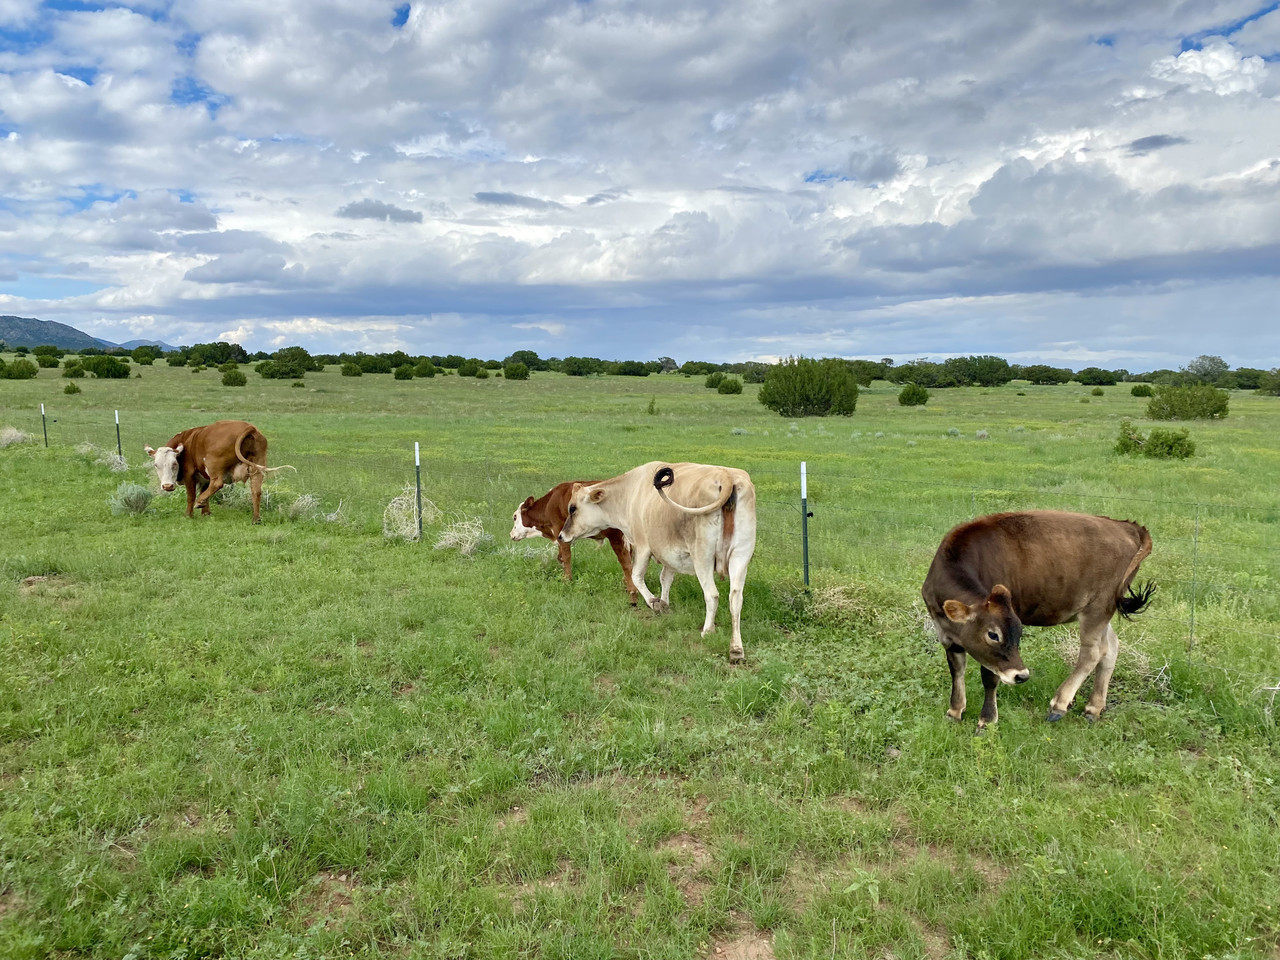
[2,361,1279,960]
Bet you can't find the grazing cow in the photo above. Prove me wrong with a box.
[510,481,639,604]
[145,420,292,523]
[921,510,1154,729]
[557,462,757,663]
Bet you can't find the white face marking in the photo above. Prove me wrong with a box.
[997,667,1030,685]
[147,444,181,491]
[510,505,543,541]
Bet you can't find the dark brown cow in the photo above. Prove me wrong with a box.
[922,510,1154,729]
[510,481,638,604]
[145,420,292,523]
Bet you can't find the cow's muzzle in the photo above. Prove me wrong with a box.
[161,483,175,492]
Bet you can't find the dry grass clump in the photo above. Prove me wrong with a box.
[382,484,441,541]
[282,493,321,521]
[434,516,490,556]
[0,427,33,448]
[74,441,128,471]
[214,484,273,513]
[108,482,154,516]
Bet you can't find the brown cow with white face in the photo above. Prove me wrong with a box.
[557,461,757,663]
[510,480,638,604]
[145,420,291,523]
[922,510,1154,729]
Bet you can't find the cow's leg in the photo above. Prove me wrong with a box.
[944,644,967,720]
[630,547,661,612]
[1083,623,1120,722]
[184,477,197,518]
[692,552,720,644]
[557,539,573,580]
[654,563,676,613]
[725,548,752,665]
[194,474,225,515]
[977,666,999,730]
[604,530,638,605]
[1048,617,1109,721]
[249,468,264,524]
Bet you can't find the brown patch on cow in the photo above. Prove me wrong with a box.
[709,913,774,960]
[296,871,358,929]
[659,832,714,907]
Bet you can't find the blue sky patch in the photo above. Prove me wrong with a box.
[392,4,410,28]
[171,76,228,116]
[0,275,104,299]
[1180,2,1278,50]
[804,170,850,184]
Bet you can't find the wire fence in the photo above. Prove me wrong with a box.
[15,404,1280,707]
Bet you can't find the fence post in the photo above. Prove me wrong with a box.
[1188,503,1200,657]
[415,442,423,541]
[801,461,810,588]
[41,403,48,447]
[115,410,122,458]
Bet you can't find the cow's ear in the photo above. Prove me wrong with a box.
[523,496,535,508]
[588,486,606,504]
[986,585,1013,608]
[943,599,974,623]
[174,443,184,455]
[144,446,156,458]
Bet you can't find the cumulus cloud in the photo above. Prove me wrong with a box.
[335,199,424,223]
[0,0,1275,365]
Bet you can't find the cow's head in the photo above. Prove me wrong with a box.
[144,443,184,492]
[510,497,542,541]
[937,585,1030,685]
[557,483,608,544]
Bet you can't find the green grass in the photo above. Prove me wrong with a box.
[2,362,1279,959]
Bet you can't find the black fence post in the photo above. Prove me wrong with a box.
[115,410,122,458]
[41,403,48,447]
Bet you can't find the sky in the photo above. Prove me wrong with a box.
[0,0,1278,368]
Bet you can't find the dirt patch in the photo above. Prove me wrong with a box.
[18,575,79,605]
[510,860,580,911]
[495,805,528,831]
[828,794,871,815]
[394,682,416,696]
[686,793,713,827]
[296,871,358,930]
[916,920,951,960]
[709,915,774,960]
[594,674,618,694]
[659,833,714,907]
[0,887,22,920]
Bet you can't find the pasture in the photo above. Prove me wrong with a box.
[2,362,1279,960]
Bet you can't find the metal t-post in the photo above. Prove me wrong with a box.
[415,442,423,540]
[115,410,122,457]
[801,461,810,587]
[41,403,48,447]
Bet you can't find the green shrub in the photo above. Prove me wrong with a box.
[0,358,38,380]
[393,365,414,380]
[108,482,154,516]
[32,344,63,358]
[191,365,206,373]
[415,360,438,378]
[222,369,248,387]
[1146,384,1228,420]
[758,356,859,417]
[291,381,305,388]
[1115,419,1195,459]
[64,381,82,394]
[218,361,239,374]
[717,377,743,394]
[62,361,85,378]
[1130,383,1154,397]
[705,372,725,389]
[475,366,490,379]
[340,363,363,377]
[504,362,529,381]
[898,383,929,406]
[255,359,306,380]
[1090,386,1105,396]
[36,354,59,368]
[457,359,480,377]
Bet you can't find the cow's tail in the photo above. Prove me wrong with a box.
[1117,522,1155,621]
[235,431,296,477]
[653,466,735,516]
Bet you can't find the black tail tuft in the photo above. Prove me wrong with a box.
[1118,580,1156,620]
[653,466,674,491]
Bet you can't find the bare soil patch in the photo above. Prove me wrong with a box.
[0,886,22,920]
[296,871,358,930]
[709,914,774,960]
[658,832,713,907]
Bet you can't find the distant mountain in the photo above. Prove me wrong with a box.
[0,316,176,352]
[118,338,179,351]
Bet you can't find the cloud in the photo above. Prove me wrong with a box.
[1149,39,1267,95]
[473,192,565,211]
[184,252,288,284]
[335,199,424,223]
[1125,134,1189,155]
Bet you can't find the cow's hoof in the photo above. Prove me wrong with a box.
[945,709,964,722]
[1083,711,1100,724]
[974,723,990,736]
[1046,709,1066,723]
[650,600,669,614]
[729,652,745,665]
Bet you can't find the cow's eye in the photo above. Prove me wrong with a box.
[986,630,1000,642]
[568,504,576,514]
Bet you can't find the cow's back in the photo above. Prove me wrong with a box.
[628,462,755,555]
[927,510,1149,626]
[168,420,265,471]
